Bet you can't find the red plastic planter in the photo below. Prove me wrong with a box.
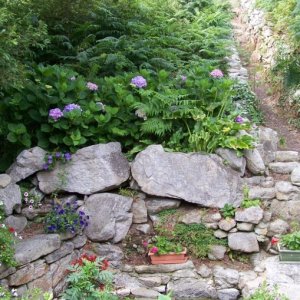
[148,248,188,265]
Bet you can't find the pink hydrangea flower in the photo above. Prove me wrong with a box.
[210,69,224,78]
[86,82,99,91]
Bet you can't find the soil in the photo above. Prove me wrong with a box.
[231,10,300,152]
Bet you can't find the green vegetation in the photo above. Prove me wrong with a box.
[245,281,289,300]
[173,223,227,258]
[220,203,236,218]
[281,231,300,250]
[241,186,262,208]
[149,236,183,255]
[0,0,256,171]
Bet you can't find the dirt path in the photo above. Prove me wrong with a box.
[231,5,300,151]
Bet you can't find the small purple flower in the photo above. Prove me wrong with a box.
[63,103,82,113]
[49,108,63,121]
[64,152,72,161]
[86,82,99,91]
[131,76,147,88]
[180,75,187,82]
[210,69,224,78]
[59,209,65,215]
[55,152,61,158]
[43,163,49,170]
[235,115,244,124]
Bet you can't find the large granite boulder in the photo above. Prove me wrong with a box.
[82,193,133,243]
[0,183,22,215]
[131,145,243,208]
[37,143,130,194]
[7,147,46,183]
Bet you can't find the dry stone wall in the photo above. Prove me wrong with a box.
[1,137,300,299]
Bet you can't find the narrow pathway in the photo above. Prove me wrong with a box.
[230,1,300,151]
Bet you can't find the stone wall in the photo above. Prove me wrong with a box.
[234,0,289,69]
[1,137,300,299]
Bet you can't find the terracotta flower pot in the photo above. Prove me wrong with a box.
[148,248,188,265]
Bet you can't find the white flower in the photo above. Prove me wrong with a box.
[29,205,33,210]
[1,224,6,228]
[24,192,29,197]
[0,200,3,205]
[19,236,23,240]
[29,199,34,204]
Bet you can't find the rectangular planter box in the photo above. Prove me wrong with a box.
[278,244,300,263]
[148,248,188,265]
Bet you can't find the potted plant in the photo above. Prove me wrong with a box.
[276,232,300,262]
[146,236,187,265]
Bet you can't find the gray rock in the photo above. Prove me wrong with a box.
[275,181,300,200]
[93,244,124,261]
[267,219,289,237]
[291,167,300,186]
[235,207,264,224]
[237,222,254,231]
[132,199,147,224]
[114,272,142,289]
[244,149,265,175]
[269,162,300,174]
[275,151,299,162]
[208,245,227,260]
[8,259,48,286]
[202,212,222,223]
[180,210,202,224]
[0,266,16,280]
[270,200,300,221]
[45,242,74,263]
[217,288,240,300]
[138,276,162,287]
[218,219,236,231]
[238,270,257,290]
[197,264,212,278]
[214,230,228,239]
[145,198,181,214]
[4,216,27,233]
[263,211,272,222]
[213,266,239,289]
[228,232,259,253]
[167,278,217,299]
[21,203,52,220]
[136,224,151,234]
[37,143,130,194]
[82,193,133,243]
[15,234,61,266]
[0,183,22,215]
[258,127,278,164]
[0,174,11,188]
[7,147,46,183]
[131,287,160,298]
[216,148,246,175]
[172,269,198,279]
[248,187,276,200]
[135,260,194,274]
[71,234,87,249]
[131,145,243,208]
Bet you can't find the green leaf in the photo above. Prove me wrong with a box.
[41,124,52,133]
[7,132,17,143]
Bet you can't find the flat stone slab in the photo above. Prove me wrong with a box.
[131,145,243,208]
[135,260,195,274]
[269,162,300,174]
[15,234,61,266]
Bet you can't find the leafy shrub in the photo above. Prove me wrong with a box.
[63,254,117,300]
[245,281,289,300]
[0,287,53,300]
[44,200,89,234]
[173,223,227,258]
[281,231,300,250]
[220,204,236,218]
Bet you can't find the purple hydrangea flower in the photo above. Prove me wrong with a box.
[210,69,224,78]
[131,76,147,88]
[49,108,63,121]
[63,103,82,113]
[180,75,187,82]
[64,152,72,161]
[43,163,49,170]
[86,82,99,91]
[235,115,244,124]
